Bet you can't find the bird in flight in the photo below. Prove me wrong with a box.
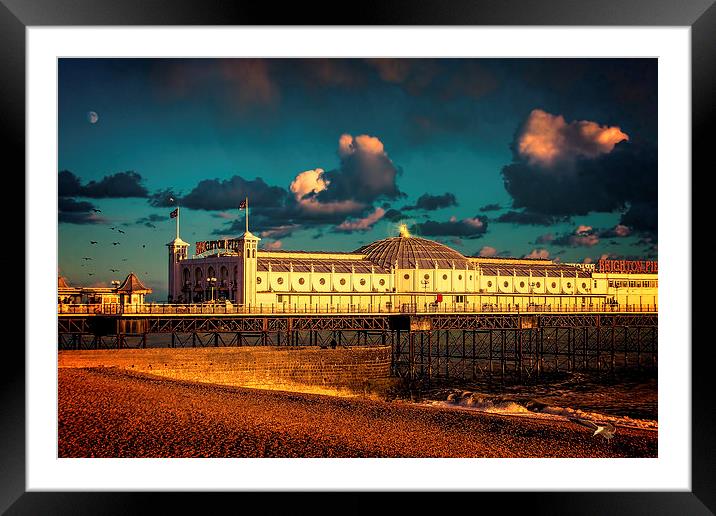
[122,258,128,261]
[90,241,98,244]
[118,229,125,234]
[82,257,93,260]
[110,268,119,272]
[112,242,120,246]
[142,244,146,248]
[92,208,102,213]
[88,273,94,276]
[110,227,116,230]
[568,418,616,440]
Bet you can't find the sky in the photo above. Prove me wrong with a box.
[58,58,658,301]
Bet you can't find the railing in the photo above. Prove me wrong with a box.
[58,302,658,316]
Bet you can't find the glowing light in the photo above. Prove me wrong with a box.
[398,223,411,238]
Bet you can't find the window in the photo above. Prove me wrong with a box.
[551,282,557,288]
[256,277,262,284]
[277,277,284,285]
[582,282,587,289]
[360,278,366,285]
[340,278,346,285]
[455,295,465,303]
[424,274,430,280]
[566,282,572,288]
[503,281,509,288]
[404,274,410,280]
[535,282,541,288]
[442,274,448,280]
[319,278,326,285]
[519,281,525,288]
[458,274,462,280]
[487,281,492,287]
[298,277,305,285]
[379,279,385,286]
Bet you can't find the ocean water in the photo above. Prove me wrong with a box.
[417,369,658,429]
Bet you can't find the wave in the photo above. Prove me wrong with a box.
[423,390,658,430]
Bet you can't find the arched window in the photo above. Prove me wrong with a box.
[195,268,203,284]
[207,267,215,279]
[183,268,190,285]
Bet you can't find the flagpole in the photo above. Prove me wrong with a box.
[176,206,180,239]
[245,196,249,234]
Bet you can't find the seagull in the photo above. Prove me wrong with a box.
[110,227,116,231]
[82,257,93,260]
[112,242,120,246]
[110,268,119,272]
[142,244,146,248]
[117,229,125,234]
[92,208,102,213]
[122,258,128,261]
[568,418,616,440]
[87,273,94,276]
[90,241,98,244]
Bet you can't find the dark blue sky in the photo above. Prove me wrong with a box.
[58,58,657,300]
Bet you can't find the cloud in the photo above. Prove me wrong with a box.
[262,240,283,250]
[496,210,563,226]
[534,233,555,244]
[259,224,301,239]
[598,224,632,238]
[501,110,657,234]
[552,226,601,247]
[382,208,404,222]
[288,168,363,216]
[181,175,288,212]
[477,246,498,257]
[334,207,385,233]
[479,203,502,212]
[58,197,107,225]
[524,249,550,259]
[516,109,628,167]
[412,215,488,239]
[148,189,180,208]
[403,192,458,211]
[131,213,167,228]
[312,133,403,206]
[59,170,149,198]
[58,170,82,197]
[220,59,280,108]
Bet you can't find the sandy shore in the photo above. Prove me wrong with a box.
[58,368,657,458]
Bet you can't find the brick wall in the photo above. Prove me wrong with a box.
[58,346,393,397]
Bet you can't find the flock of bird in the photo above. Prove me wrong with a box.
[79,225,151,279]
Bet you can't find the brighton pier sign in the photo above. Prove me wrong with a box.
[597,259,658,274]
[195,239,243,255]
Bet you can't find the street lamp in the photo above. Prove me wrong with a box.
[421,278,429,312]
[207,277,217,303]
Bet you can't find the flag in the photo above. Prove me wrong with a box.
[170,208,178,219]
[239,199,247,210]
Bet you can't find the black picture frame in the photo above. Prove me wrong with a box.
[4,0,711,513]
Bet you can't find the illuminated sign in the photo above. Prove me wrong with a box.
[195,239,244,255]
[597,259,658,274]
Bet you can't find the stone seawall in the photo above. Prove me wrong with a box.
[58,345,394,397]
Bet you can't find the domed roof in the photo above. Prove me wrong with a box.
[356,236,471,269]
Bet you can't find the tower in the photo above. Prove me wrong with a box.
[238,230,260,306]
[167,237,189,302]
